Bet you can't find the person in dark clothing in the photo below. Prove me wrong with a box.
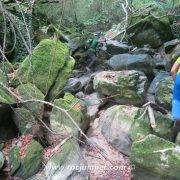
[85,33,102,71]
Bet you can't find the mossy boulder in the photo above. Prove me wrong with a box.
[126,7,173,48]
[15,140,43,179]
[155,76,173,110]
[131,135,180,179]
[48,57,75,100]
[100,105,172,156]
[16,83,44,115]
[51,93,88,138]
[93,70,147,106]
[0,67,15,103]
[0,15,14,60]
[0,84,15,104]
[13,39,75,100]
[0,151,4,169]
[45,138,89,179]
[0,69,8,85]
[13,108,36,135]
[34,24,63,43]
[14,83,44,134]
[9,146,21,175]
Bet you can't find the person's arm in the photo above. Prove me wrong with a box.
[171,62,180,81]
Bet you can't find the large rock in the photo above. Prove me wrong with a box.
[0,66,15,103]
[78,72,95,94]
[0,151,4,169]
[106,40,132,55]
[84,92,105,120]
[169,44,180,63]
[155,75,173,110]
[15,83,44,115]
[131,135,180,179]
[13,108,36,135]
[0,83,15,104]
[63,78,82,93]
[9,146,21,175]
[100,105,172,156]
[14,83,45,135]
[126,6,173,48]
[12,39,75,100]
[107,54,155,76]
[51,93,88,138]
[45,138,89,180]
[93,70,147,106]
[132,45,155,56]
[0,77,18,141]
[164,39,180,53]
[15,140,43,179]
[147,72,170,102]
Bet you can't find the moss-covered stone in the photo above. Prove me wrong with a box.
[49,57,75,101]
[100,105,173,155]
[13,107,36,135]
[51,93,87,137]
[9,146,21,175]
[16,83,44,116]
[0,151,4,169]
[155,76,173,110]
[0,65,14,103]
[0,69,8,85]
[93,70,147,106]
[133,110,172,141]
[34,24,63,43]
[13,39,74,100]
[45,138,88,179]
[15,140,43,179]
[126,6,173,48]
[0,84,15,104]
[131,135,180,179]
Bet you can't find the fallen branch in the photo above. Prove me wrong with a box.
[147,105,156,129]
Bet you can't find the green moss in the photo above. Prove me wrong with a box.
[49,57,75,101]
[131,135,180,179]
[13,39,69,94]
[49,138,75,165]
[0,63,11,98]
[9,146,21,175]
[0,84,15,103]
[16,83,44,118]
[13,39,74,100]
[155,76,173,110]
[127,7,173,47]
[35,25,64,43]
[51,93,86,137]
[14,108,36,135]
[132,109,172,141]
[93,71,147,105]
[15,140,43,179]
